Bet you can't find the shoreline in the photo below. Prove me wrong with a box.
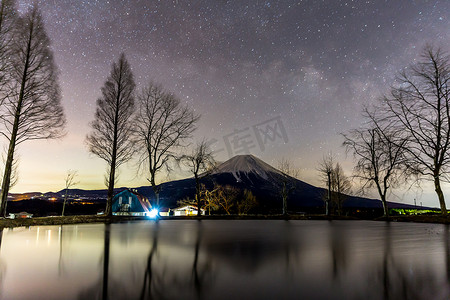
[1,214,450,229]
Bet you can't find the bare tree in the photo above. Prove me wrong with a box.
[215,185,238,215]
[237,189,258,215]
[278,158,299,216]
[201,184,238,215]
[317,154,351,216]
[332,163,351,216]
[61,170,79,216]
[318,154,334,216]
[200,184,219,215]
[136,83,199,207]
[0,5,65,216]
[343,112,408,217]
[0,0,16,103]
[180,140,215,216]
[381,46,450,215]
[86,53,136,216]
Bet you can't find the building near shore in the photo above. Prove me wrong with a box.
[8,211,33,219]
[112,189,152,216]
[173,205,205,216]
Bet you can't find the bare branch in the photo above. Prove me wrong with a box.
[0,4,66,216]
[85,53,136,216]
[379,45,450,214]
[61,169,79,216]
[135,82,199,207]
[179,139,215,216]
[317,154,351,216]
[278,157,299,215]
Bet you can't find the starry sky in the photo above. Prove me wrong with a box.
[7,0,450,206]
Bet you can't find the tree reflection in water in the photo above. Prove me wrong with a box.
[77,223,111,300]
[0,228,4,297]
[191,220,215,300]
[383,222,391,300]
[54,221,450,299]
[139,220,215,300]
[372,223,450,300]
[140,220,161,299]
[281,220,301,279]
[330,221,348,280]
[58,225,64,276]
[445,225,450,283]
[102,223,110,300]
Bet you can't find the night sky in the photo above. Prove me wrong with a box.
[8,0,450,206]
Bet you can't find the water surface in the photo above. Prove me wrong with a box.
[0,220,449,299]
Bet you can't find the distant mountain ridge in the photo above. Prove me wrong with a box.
[11,154,423,213]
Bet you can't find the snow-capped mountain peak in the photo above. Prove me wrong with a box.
[213,154,283,182]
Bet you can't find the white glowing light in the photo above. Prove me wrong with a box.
[148,209,159,218]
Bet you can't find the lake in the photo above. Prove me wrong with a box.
[0,220,449,300]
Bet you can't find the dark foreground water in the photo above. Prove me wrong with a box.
[1,220,450,300]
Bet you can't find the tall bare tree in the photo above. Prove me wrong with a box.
[318,154,334,215]
[0,0,16,102]
[0,5,65,216]
[317,154,351,215]
[343,111,408,217]
[332,163,352,216]
[136,83,199,207]
[278,158,299,216]
[61,169,79,216]
[180,139,215,216]
[381,46,450,215]
[86,53,136,216]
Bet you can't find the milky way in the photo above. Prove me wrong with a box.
[9,0,450,205]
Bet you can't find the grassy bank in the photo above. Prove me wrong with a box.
[1,214,450,229]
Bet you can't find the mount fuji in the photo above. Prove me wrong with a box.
[7,155,421,216]
[132,154,416,213]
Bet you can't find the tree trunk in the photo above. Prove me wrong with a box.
[62,189,68,216]
[105,163,115,216]
[0,139,16,216]
[326,171,331,216]
[282,182,288,216]
[337,194,342,216]
[0,24,32,217]
[380,194,389,218]
[434,175,447,215]
[195,175,201,217]
[102,223,110,300]
[150,177,160,208]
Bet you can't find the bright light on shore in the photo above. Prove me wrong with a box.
[148,209,159,218]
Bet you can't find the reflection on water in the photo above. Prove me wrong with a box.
[1,220,450,300]
[0,228,4,298]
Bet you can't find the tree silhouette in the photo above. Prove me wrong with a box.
[381,46,450,214]
[278,158,299,216]
[343,109,408,217]
[61,170,79,216]
[136,83,198,208]
[86,53,136,216]
[0,4,65,216]
[0,0,16,104]
[180,140,215,216]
